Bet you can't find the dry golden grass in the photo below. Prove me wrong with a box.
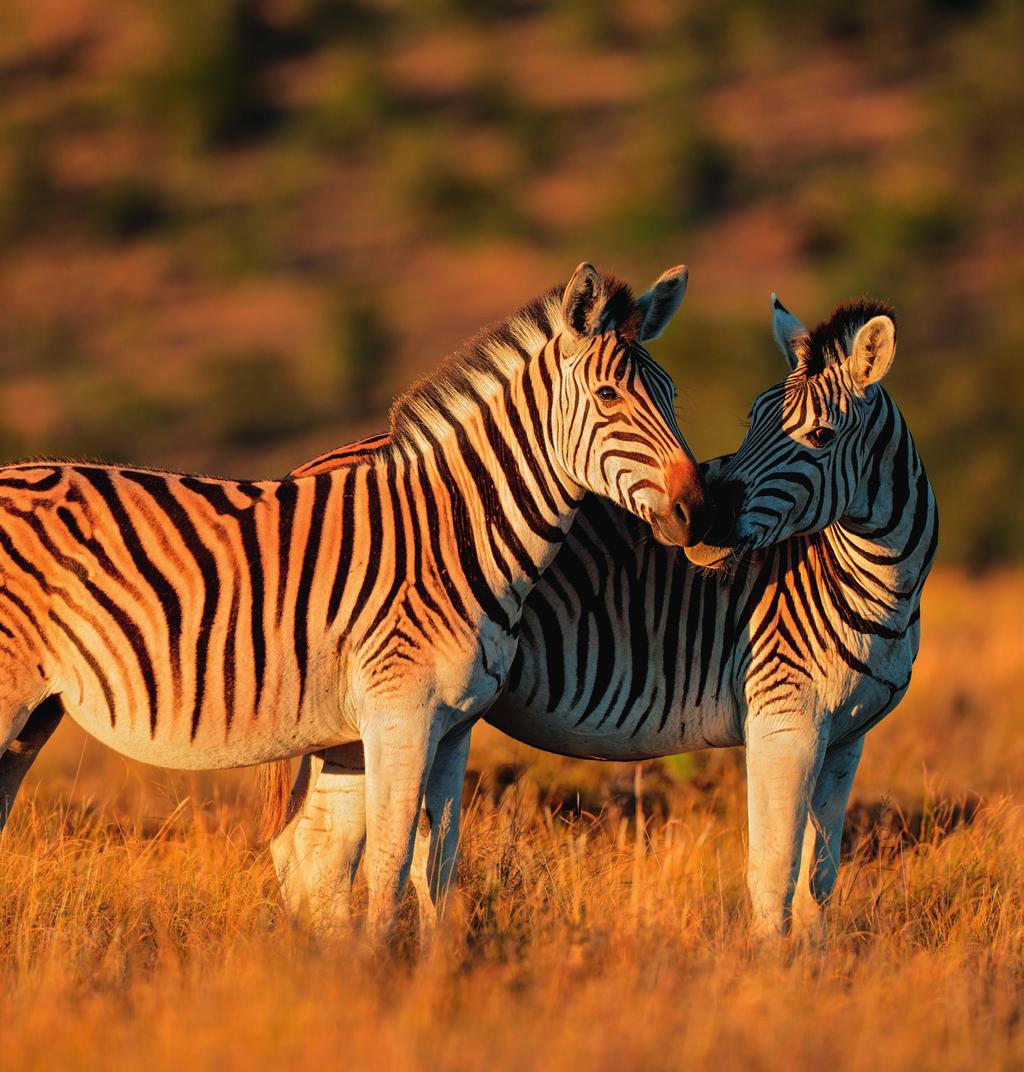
[2,568,1023,1072]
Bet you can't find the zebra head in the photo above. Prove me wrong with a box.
[552,262,706,547]
[688,295,898,568]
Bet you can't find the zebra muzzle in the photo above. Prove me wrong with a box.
[650,457,707,547]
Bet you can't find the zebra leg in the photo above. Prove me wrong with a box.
[270,752,323,915]
[271,745,369,931]
[744,717,828,941]
[1,696,64,833]
[416,723,473,939]
[267,748,438,939]
[791,736,865,943]
[361,713,440,945]
[409,804,435,940]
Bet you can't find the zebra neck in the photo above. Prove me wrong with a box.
[386,375,582,618]
[824,393,937,619]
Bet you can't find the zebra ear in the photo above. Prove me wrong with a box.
[771,294,811,370]
[636,265,688,341]
[847,315,896,393]
[561,262,606,340]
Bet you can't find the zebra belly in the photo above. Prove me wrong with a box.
[57,691,354,771]
[61,703,355,771]
[486,690,743,760]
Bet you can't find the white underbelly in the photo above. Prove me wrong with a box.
[61,698,352,771]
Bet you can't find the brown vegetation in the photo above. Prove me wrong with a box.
[0,0,1021,562]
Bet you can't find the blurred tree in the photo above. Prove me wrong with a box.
[327,295,395,420]
[0,124,56,241]
[138,0,279,149]
[0,0,1018,565]
[200,350,309,449]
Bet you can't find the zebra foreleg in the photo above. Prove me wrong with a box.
[744,717,828,941]
[270,745,372,932]
[361,712,440,945]
[790,735,865,943]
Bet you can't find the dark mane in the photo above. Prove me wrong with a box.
[388,273,637,450]
[805,298,896,374]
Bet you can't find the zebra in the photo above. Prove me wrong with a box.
[257,294,937,941]
[0,263,706,941]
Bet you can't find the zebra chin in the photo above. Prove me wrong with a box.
[683,537,754,571]
[683,541,737,569]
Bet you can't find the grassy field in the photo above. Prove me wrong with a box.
[1,567,1021,1072]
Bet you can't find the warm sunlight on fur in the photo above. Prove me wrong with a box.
[2,569,1021,1072]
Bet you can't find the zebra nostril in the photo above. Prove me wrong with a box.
[674,501,689,526]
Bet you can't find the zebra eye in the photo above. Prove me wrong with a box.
[596,385,620,403]
[805,426,835,448]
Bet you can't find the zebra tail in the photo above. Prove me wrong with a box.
[254,760,294,843]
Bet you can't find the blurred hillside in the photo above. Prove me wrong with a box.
[0,0,1020,564]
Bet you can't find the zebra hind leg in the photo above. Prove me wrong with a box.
[790,736,865,944]
[409,804,435,941]
[1,696,64,834]
[270,744,369,934]
[269,747,439,941]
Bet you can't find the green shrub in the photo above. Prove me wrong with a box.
[300,52,395,153]
[603,127,744,246]
[199,349,310,449]
[325,295,395,420]
[86,178,169,242]
[137,0,277,149]
[0,124,57,241]
[393,129,534,240]
[554,0,622,48]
